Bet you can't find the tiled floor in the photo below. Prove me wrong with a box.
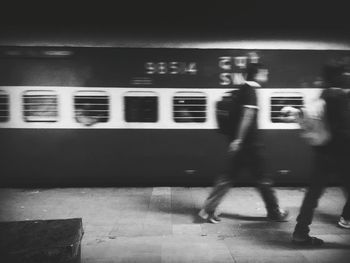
[0,187,349,262]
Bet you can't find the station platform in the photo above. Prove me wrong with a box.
[0,187,349,263]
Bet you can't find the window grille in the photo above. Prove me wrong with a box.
[270,94,304,123]
[124,92,158,122]
[173,92,207,123]
[74,91,109,125]
[0,91,9,122]
[23,91,58,122]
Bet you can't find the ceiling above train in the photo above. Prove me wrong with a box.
[0,0,349,48]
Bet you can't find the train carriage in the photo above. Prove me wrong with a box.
[0,39,350,186]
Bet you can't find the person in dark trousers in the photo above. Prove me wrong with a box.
[290,64,350,246]
[199,62,289,224]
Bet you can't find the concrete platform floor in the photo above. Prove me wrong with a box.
[0,187,350,262]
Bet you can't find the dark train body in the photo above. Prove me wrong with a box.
[1,43,350,186]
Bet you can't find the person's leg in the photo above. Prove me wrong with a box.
[256,179,289,221]
[248,145,288,221]
[199,174,233,222]
[292,147,329,245]
[341,197,350,220]
[293,184,325,237]
[339,190,350,228]
[292,183,325,246]
[337,153,350,228]
[200,149,243,223]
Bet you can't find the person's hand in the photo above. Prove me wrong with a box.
[281,106,299,116]
[280,106,300,122]
[228,139,242,154]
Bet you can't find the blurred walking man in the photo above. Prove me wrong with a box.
[289,64,350,246]
[199,63,289,223]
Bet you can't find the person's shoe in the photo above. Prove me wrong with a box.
[198,209,221,224]
[208,214,221,224]
[267,208,289,222]
[292,235,324,246]
[338,217,350,229]
[198,209,209,220]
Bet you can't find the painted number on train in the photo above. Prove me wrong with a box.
[145,62,198,75]
[218,53,260,86]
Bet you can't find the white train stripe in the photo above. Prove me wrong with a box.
[0,86,323,130]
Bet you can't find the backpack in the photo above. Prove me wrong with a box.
[216,89,239,135]
[297,98,331,146]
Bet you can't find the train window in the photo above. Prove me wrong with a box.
[23,91,58,122]
[74,91,109,125]
[173,92,207,123]
[124,91,158,122]
[0,91,9,122]
[270,94,304,123]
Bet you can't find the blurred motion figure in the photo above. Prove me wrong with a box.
[283,63,350,246]
[199,63,289,224]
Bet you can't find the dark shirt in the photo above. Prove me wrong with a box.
[321,88,350,139]
[231,81,259,145]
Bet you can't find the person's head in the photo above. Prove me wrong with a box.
[245,62,268,82]
[322,63,345,88]
[76,103,98,126]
